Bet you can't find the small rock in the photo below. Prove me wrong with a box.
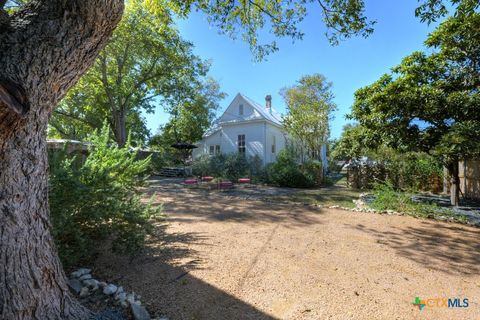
[98,281,107,288]
[79,287,90,298]
[71,268,91,279]
[103,284,118,295]
[126,293,135,304]
[131,303,150,320]
[116,286,124,294]
[83,279,99,290]
[67,279,82,295]
[116,292,127,303]
[79,273,92,281]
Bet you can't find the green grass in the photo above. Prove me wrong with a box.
[271,175,470,225]
[370,183,469,224]
[272,186,361,208]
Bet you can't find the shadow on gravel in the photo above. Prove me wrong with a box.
[93,222,276,319]
[163,198,323,227]
[353,221,480,276]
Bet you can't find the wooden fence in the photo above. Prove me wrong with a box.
[459,160,480,200]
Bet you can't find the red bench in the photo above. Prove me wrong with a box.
[201,176,214,182]
[238,178,251,184]
[184,179,198,185]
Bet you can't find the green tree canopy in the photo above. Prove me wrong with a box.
[349,13,480,205]
[48,0,209,146]
[330,123,378,161]
[150,77,226,150]
[281,74,337,162]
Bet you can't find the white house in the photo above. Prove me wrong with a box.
[193,93,328,168]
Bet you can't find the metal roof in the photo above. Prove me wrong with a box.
[202,93,283,138]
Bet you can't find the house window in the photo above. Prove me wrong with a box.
[239,104,244,115]
[272,136,276,154]
[215,145,220,154]
[209,145,215,155]
[238,134,246,154]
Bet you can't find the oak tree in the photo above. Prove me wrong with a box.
[350,13,480,206]
[151,77,226,149]
[49,1,208,146]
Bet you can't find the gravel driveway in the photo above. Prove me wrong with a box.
[94,178,480,320]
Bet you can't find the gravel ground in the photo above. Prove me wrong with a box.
[94,178,480,320]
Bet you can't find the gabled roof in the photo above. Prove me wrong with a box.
[238,93,282,126]
[203,93,283,138]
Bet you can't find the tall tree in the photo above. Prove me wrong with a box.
[330,123,378,161]
[281,74,337,163]
[49,1,207,146]
[151,77,226,148]
[350,13,480,206]
[0,0,470,318]
[0,1,124,319]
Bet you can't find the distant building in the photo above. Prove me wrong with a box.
[193,93,327,167]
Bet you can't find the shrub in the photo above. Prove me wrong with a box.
[224,153,250,181]
[267,149,317,188]
[192,154,211,177]
[192,153,255,181]
[49,126,161,270]
[248,155,265,183]
[302,160,323,186]
[370,182,438,218]
[148,151,175,174]
[192,150,324,188]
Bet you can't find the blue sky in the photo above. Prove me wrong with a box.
[144,1,442,139]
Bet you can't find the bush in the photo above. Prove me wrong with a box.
[224,153,251,181]
[192,150,324,188]
[370,182,438,218]
[192,153,257,181]
[49,126,161,270]
[302,160,324,186]
[346,151,443,192]
[266,149,321,188]
[362,183,467,223]
[148,151,175,174]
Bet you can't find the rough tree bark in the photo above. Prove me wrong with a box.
[0,1,123,319]
[113,109,127,147]
[448,160,460,207]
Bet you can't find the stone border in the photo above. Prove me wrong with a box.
[68,268,169,320]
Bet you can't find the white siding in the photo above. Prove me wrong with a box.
[219,122,265,158]
[321,144,328,171]
[194,121,267,161]
[219,95,261,123]
[265,123,286,164]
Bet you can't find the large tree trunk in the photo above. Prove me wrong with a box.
[113,109,127,147]
[0,1,123,319]
[447,160,460,207]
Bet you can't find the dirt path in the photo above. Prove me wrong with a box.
[94,179,480,320]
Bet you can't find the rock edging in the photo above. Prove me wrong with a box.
[68,268,168,320]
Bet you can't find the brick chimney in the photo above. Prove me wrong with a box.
[265,95,272,109]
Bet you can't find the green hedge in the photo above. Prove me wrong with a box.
[192,153,262,182]
[264,149,323,188]
[193,149,324,188]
